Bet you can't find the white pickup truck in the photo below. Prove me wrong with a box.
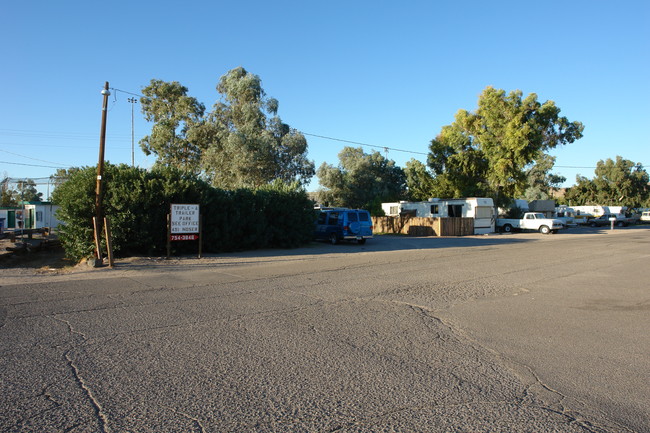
[497,212,564,234]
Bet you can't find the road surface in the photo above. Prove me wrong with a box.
[1,226,648,432]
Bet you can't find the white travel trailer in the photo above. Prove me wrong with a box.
[571,205,607,218]
[570,205,628,223]
[381,198,495,235]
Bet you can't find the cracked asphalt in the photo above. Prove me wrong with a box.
[1,226,648,432]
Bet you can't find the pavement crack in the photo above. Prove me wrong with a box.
[64,349,110,433]
[162,405,207,432]
[50,314,88,341]
[375,300,634,433]
[38,383,63,408]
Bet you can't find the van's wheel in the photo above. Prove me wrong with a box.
[329,233,338,245]
[502,224,513,233]
[539,225,551,235]
[616,221,625,227]
[357,238,366,245]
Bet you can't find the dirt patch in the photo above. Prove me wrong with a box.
[0,235,75,270]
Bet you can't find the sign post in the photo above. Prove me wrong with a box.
[167,204,201,259]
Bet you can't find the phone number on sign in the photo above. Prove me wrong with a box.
[170,234,199,241]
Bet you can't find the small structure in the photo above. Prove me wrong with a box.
[19,202,62,230]
[381,198,495,235]
[528,200,556,218]
[0,206,21,230]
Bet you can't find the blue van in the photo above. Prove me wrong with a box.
[314,208,373,244]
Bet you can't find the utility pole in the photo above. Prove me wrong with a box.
[94,81,110,265]
[128,97,137,166]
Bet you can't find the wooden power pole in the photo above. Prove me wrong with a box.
[94,82,110,266]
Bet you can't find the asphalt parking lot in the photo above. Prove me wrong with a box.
[1,225,648,432]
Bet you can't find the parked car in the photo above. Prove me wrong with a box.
[314,208,373,244]
[640,211,650,223]
[588,214,635,227]
[496,212,564,234]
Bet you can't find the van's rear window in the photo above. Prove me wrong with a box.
[358,212,369,221]
[347,212,358,222]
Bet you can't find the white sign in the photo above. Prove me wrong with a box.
[170,204,200,234]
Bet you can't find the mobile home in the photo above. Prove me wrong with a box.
[23,202,62,229]
[381,198,495,235]
[570,205,628,222]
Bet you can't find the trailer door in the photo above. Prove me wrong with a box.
[474,206,494,234]
[448,204,463,218]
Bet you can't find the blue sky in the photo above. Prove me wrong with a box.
[2,0,649,198]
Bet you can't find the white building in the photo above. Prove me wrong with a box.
[1,202,62,231]
[25,202,62,229]
[381,198,495,235]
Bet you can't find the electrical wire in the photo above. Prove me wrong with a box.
[2,177,67,185]
[111,88,145,98]
[5,176,60,182]
[0,160,67,169]
[0,129,131,141]
[0,149,68,166]
[301,132,428,156]
[2,88,646,169]
[107,87,428,158]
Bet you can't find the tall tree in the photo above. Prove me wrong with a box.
[17,179,43,202]
[197,67,315,189]
[140,69,314,189]
[140,79,205,172]
[523,153,566,201]
[563,175,599,206]
[1,179,43,204]
[50,168,81,189]
[317,146,406,213]
[564,156,649,208]
[428,87,584,206]
[0,176,15,206]
[404,159,437,201]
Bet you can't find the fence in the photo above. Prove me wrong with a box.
[372,216,474,237]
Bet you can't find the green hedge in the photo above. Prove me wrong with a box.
[52,164,315,261]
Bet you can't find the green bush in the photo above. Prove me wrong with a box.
[52,164,315,261]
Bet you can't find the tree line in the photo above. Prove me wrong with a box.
[19,67,645,260]
[3,68,648,214]
[318,88,647,212]
[45,67,648,246]
[87,68,645,213]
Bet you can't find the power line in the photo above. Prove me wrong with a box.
[4,176,60,182]
[0,142,132,150]
[0,142,81,149]
[2,177,66,185]
[0,160,67,169]
[0,128,131,141]
[0,149,68,166]
[555,164,648,169]
[301,132,428,156]
[111,88,145,98]
[104,89,423,158]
